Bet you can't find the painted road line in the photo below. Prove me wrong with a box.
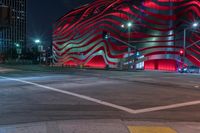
[194,86,199,88]
[0,76,136,114]
[134,100,200,114]
[0,68,16,72]
[128,126,177,133]
[1,76,200,114]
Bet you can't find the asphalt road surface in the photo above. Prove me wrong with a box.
[0,67,200,125]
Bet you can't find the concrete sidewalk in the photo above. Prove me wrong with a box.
[0,119,199,133]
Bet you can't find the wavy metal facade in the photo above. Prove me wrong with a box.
[53,0,200,71]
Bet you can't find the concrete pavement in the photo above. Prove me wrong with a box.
[0,119,200,133]
[0,65,200,132]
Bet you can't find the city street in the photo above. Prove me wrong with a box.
[0,66,200,127]
[1,0,199,132]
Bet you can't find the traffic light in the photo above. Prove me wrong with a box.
[102,31,109,39]
[179,49,184,56]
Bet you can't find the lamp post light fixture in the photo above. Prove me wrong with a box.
[15,43,20,48]
[34,39,43,52]
[192,22,198,28]
[121,22,133,29]
[34,39,41,44]
[127,22,132,27]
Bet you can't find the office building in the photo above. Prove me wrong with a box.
[0,0,26,57]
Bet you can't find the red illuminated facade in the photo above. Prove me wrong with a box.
[53,0,200,71]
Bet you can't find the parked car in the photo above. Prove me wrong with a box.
[178,66,200,73]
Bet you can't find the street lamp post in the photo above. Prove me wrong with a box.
[127,22,132,70]
[182,22,199,68]
[34,39,43,64]
[15,43,21,59]
[183,28,186,68]
[121,22,133,70]
[102,29,137,70]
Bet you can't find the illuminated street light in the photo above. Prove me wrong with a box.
[34,39,41,44]
[192,22,198,28]
[15,43,20,48]
[127,22,132,27]
[121,22,133,28]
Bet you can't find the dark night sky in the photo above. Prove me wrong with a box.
[27,0,94,47]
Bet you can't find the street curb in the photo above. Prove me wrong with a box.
[0,119,200,133]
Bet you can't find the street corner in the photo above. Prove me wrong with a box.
[128,126,177,133]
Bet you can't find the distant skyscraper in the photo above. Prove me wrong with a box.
[0,0,26,57]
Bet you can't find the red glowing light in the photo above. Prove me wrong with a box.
[180,49,184,54]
